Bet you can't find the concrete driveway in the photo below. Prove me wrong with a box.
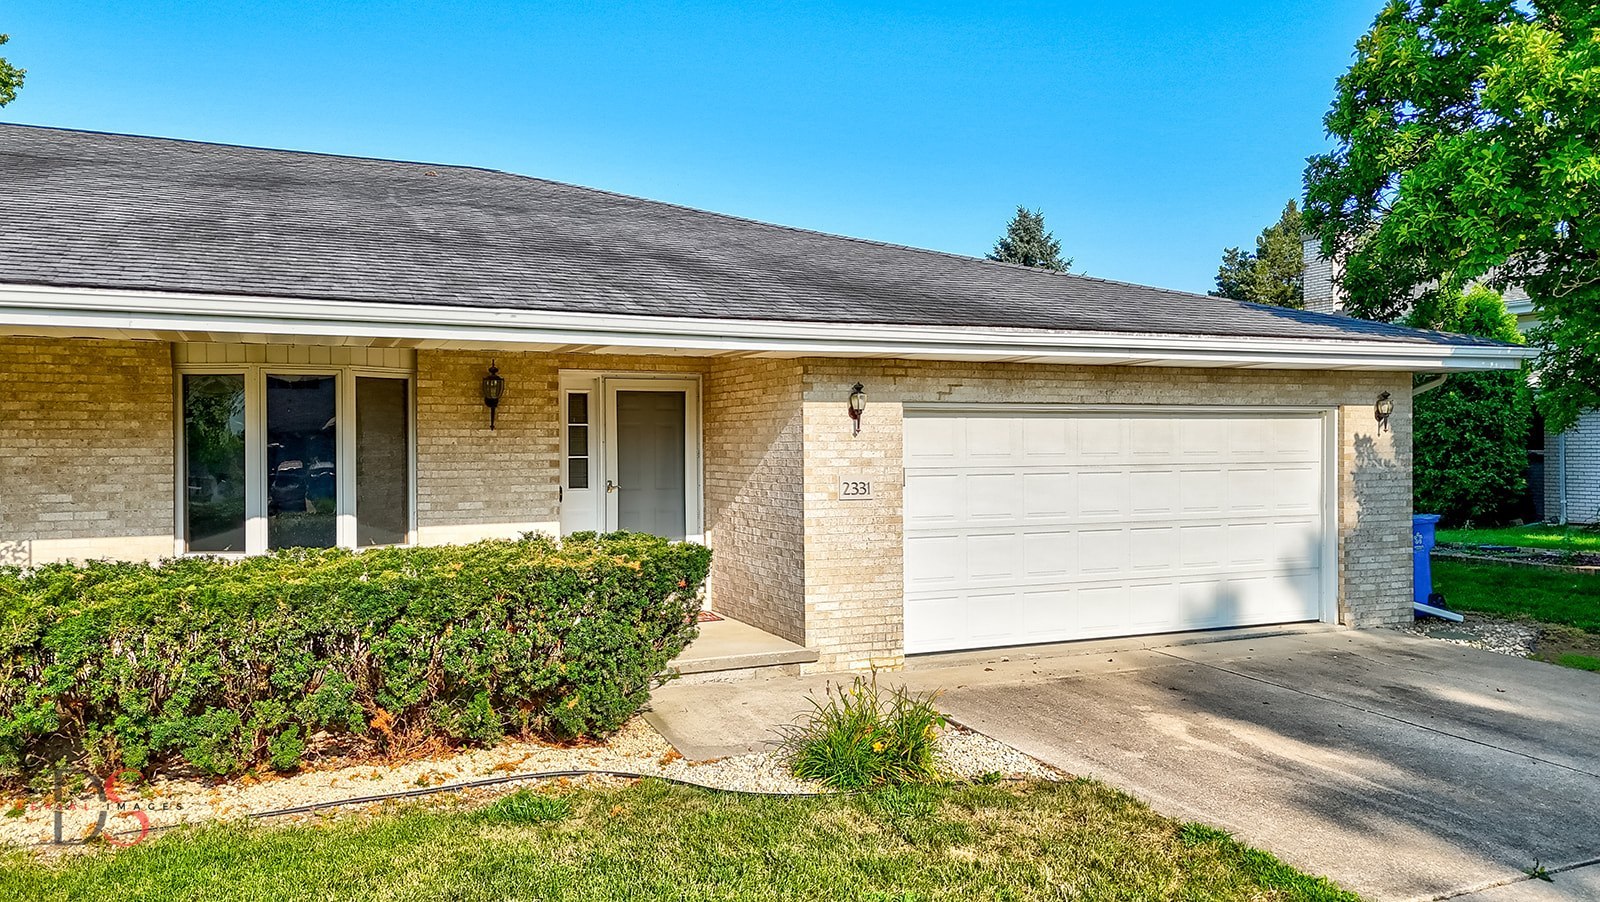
[649,627,1600,901]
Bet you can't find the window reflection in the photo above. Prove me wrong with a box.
[183,374,246,552]
[356,377,409,546]
[267,374,337,549]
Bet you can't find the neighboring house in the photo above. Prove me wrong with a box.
[1301,236,1600,526]
[0,126,1528,672]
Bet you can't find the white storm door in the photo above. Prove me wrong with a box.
[600,377,702,542]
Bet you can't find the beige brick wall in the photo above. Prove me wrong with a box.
[0,337,175,565]
[702,358,806,642]
[414,350,562,544]
[799,359,1413,671]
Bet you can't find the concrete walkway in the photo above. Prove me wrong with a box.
[647,627,1600,902]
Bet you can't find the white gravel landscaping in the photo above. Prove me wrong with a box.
[1402,614,1539,657]
[1,716,1059,850]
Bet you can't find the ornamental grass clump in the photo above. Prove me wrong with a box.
[781,675,945,790]
[0,532,709,784]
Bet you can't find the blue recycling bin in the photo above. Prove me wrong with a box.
[1412,514,1442,607]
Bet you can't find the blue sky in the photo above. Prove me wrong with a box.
[2,2,1379,294]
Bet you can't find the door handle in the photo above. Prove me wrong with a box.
[606,480,620,494]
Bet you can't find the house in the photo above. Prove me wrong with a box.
[0,125,1529,671]
[1303,236,1599,526]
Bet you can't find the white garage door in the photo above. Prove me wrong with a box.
[903,409,1330,654]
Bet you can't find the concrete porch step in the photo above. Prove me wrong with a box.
[669,616,819,683]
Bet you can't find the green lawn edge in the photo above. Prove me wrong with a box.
[0,779,1360,902]
[1432,558,1600,633]
[1436,524,1600,554]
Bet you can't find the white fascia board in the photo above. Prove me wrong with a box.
[0,283,1535,372]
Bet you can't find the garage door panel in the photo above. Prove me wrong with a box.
[1225,571,1323,625]
[1022,472,1074,519]
[1129,417,1177,455]
[966,418,1019,464]
[1074,584,1127,633]
[1272,464,1322,515]
[904,473,964,527]
[1130,470,1178,515]
[1228,417,1271,453]
[1077,528,1127,575]
[965,590,1028,645]
[904,416,962,466]
[1273,416,1323,453]
[1022,530,1075,579]
[968,473,1023,522]
[1022,588,1074,638]
[1128,526,1177,572]
[1269,518,1324,568]
[1226,468,1271,513]
[1179,468,1226,513]
[905,533,963,590]
[1179,417,1230,454]
[1077,418,1123,456]
[1021,417,1074,461]
[1127,582,1181,630]
[905,593,967,652]
[1077,471,1128,517]
[1178,523,1227,569]
[966,533,1021,581]
[1225,522,1271,566]
[904,409,1329,654]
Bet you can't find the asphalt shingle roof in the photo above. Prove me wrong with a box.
[0,124,1495,348]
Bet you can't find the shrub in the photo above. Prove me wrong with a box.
[780,676,945,790]
[0,532,709,783]
[1409,287,1534,526]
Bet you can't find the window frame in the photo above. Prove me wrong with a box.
[174,361,416,556]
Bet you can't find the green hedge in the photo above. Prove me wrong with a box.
[1409,287,1533,526]
[0,532,709,782]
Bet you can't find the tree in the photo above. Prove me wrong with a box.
[0,34,23,107]
[987,206,1071,272]
[1210,200,1305,307]
[1411,286,1533,525]
[1303,0,1600,431]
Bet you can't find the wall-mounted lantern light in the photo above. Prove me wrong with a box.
[482,361,506,430]
[1374,391,1394,432]
[848,383,867,436]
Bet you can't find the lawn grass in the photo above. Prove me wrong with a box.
[1433,558,1600,632]
[1556,653,1600,672]
[0,780,1358,902]
[1435,524,1600,553]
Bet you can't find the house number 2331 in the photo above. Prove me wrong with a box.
[838,477,874,501]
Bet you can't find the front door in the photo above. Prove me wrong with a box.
[607,387,688,539]
[559,374,701,541]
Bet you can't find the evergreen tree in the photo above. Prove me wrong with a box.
[987,206,1071,272]
[1210,200,1304,308]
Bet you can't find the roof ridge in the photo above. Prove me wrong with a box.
[0,121,495,174]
